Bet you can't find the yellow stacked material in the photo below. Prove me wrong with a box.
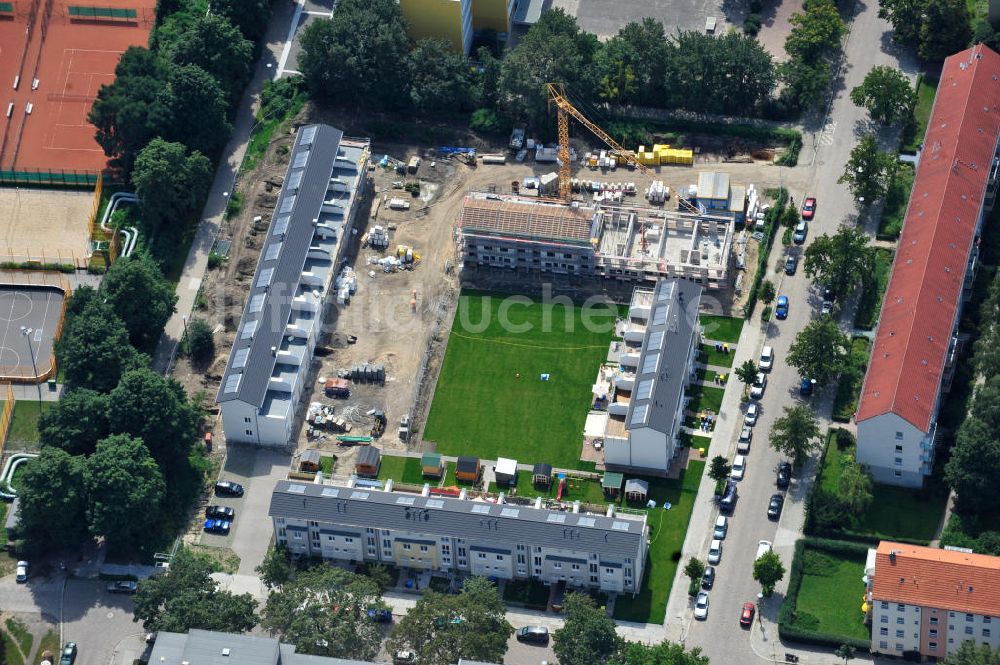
[660,148,694,165]
[631,143,694,166]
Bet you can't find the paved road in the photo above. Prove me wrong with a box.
[674,1,919,663]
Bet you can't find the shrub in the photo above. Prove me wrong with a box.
[761,305,772,322]
[743,13,762,35]
[470,108,507,134]
[782,227,793,245]
[186,318,215,365]
[776,135,802,166]
[207,252,225,270]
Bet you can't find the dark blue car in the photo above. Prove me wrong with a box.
[203,519,231,534]
[775,295,789,320]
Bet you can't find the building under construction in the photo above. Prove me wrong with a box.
[456,192,735,288]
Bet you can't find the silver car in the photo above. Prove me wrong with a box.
[694,591,710,620]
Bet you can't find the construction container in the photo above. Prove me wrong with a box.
[407,156,421,173]
[481,153,507,165]
[387,198,411,211]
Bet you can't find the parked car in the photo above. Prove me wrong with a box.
[776,296,789,320]
[768,494,785,520]
[694,591,710,620]
[793,220,808,244]
[737,426,752,454]
[203,519,231,535]
[515,626,550,644]
[702,565,716,590]
[107,580,138,594]
[708,539,723,564]
[730,455,747,481]
[367,608,393,624]
[759,345,774,371]
[740,602,756,627]
[15,561,28,583]
[205,505,235,520]
[393,651,417,665]
[821,300,833,315]
[755,540,773,561]
[784,254,798,275]
[720,480,738,514]
[800,377,815,396]
[750,372,767,399]
[59,643,77,665]
[713,516,729,542]
[801,197,817,220]
[744,403,759,426]
[777,462,792,489]
[214,481,244,497]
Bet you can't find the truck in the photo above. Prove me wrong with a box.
[371,410,387,438]
[406,156,421,174]
[509,127,525,150]
[324,378,350,399]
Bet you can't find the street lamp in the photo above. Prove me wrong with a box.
[20,327,41,406]
[181,314,189,346]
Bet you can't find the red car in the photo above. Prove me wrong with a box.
[801,197,817,220]
[739,602,756,627]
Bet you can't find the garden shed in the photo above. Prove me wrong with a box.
[355,446,381,477]
[532,463,553,487]
[299,449,322,472]
[624,478,649,503]
[421,452,444,478]
[495,457,518,486]
[602,471,624,497]
[456,456,481,483]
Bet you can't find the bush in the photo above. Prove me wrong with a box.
[207,252,225,270]
[776,135,802,166]
[782,227,793,245]
[833,428,856,450]
[743,13,762,35]
[688,579,700,596]
[186,318,215,365]
[761,305,772,322]
[470,108,507,134]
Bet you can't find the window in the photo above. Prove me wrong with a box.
[895,444,903,452]
[244,417,251,424]
[895,644,903,651]
[896,630,904,638]
[966,626,974,635]
[896,431,904,439]
[931,617,939,625]
[420,545,428,553]
[478,552,486,559]
[894,457,903,466]
[929,642,938,650]
[881,601,889,610]
[986,617,993,624]
[245,429,253,436]
[968,614,975,622]
[879,641,888,650]
[345,537,353,543]
[894,470,903,478]
[984,629,992,638]
[496,555,503,561]
[930,629,938,638]
[898,604,906,611]
[383,539,391,548]
[534,556,542,566]
[517,554,525,565]
[881,616,888,624]
[897,617,904,625]
[402,544,411,551]
[880,628,888,636]
[950,612,957,618]
[554,563,562,569]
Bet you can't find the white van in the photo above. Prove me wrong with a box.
[760,345,774,371]
[731,455,747,480]
[755,540,773,561]
[713,515,728,540]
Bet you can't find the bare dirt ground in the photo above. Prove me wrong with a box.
[170,101,811,476]
[0,188,93,264]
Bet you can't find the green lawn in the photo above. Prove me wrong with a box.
[903,75,939,153]
[686,385,725,414]
[614,461,705,624]
[819,434,947,542]
[377,456,427,485]
[699,315,744,344]
[854,248,893,330]
[793,545,870,641]
[832,337,871,422]
[425,291,618,469]
[32,630,59,665]
[319,455,335,475]
[8,401,54,445]
[4,619,31,657]
[698,343,736,368]
[878,163,913,240]
[503,578,550,607]
[695,368,721,384]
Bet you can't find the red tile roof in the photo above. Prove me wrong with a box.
[873,541,1000,616]
[856,45,1000,431]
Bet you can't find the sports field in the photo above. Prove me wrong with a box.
[424,291,619,470]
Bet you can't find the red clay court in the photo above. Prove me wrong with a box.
[0,0,155,177]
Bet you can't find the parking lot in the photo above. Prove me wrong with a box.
[553,0,731,39]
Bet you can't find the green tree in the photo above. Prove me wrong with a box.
[209,0,272,40]
[946,418,1000,514]
[769,405,822,467]
[101,251,179,350]
[553,593,623,665]
[836,644,857,664]
[88,46,172,173]
[497,9,599,127]
[806,488,851,532]
[683,558,706,583]
[595,19,670,106]
[839,134,898,204]
[107,368,201,478]
[708,455,732,483]
[942,640,1000,664]
[84,434,165,550]
[787,317,850,386]
[297,0,410,109]
[162,63,232,157]
[753,550,785,596]
[15,447,89,551]
[838,458,873,515]
[134,548,258,632]
[186,318,215,365]
[803,225,874,301]
[164,13,253,106]
[878,0,924,45]
[760,279,776,304]
[619,641,709,665]
[57,298,146,393]
[779,57,833,111]
[735,359,759,397]
[407,39,473,113]
[257,545,294,590]
[472,46,502,109]
[132,138,213,237]
[38,388,110,455]
[785,0,845,63]
[387,577,512,665]
[262,566,385,660]
[850,66,916,125]
[918,0,971,62]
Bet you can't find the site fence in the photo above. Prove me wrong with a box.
[0,383,14,454]
[64,4,153,22]
[0,168,100,187]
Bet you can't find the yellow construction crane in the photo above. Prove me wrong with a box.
[546,83,649,200]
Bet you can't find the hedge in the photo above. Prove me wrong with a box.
[778,537,871,652]
[742,189,788,317]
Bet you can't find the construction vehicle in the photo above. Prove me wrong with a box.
[546,83,648,201]
[398,413,411,442]
[371,410,387,438]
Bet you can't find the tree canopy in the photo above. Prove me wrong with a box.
[879,0,971,62]
[787,317,851,386]
[618,642,709,665]
[209,0,272,40]
[553,593,623,665]
[164,13,252,106]
[769,405,822,466]
[753,550,786,596]
[100,251,179,350]
[387,577,512,665]
[57,297,146,393]
[407,39,473,113]
[839,133,898,204]
[262,566,385,660]
[942,640,1000,665]
[850,66,916,125]
[162,63,232,157]
[37,388,110,456]
[134,548,258,633]
[14,447,90,552]
[803,225,874,301]
[595,19,670,106]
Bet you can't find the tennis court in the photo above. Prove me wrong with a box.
[0,0,155,175]
[0,282,66,382]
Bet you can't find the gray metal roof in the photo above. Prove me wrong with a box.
[512,0,544,24]
[356,446,379,466]
[148,630,378,665]
[269,481,647,552]
[624,279,702,435]
[216,124,352,408]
